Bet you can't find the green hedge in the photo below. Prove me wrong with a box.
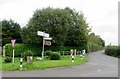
[5,44,41,57]
[5,43,87,57]
[5,43,102,57]
[105,46,120,57]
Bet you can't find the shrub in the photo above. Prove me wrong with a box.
[4,57,12,63]
[105,46,120,57]
[49,52,60,60]
[45,50,52,57]
[23,50,34,61]
[25,50,34,56]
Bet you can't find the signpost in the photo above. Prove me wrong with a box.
[37,31,52,60]
[11,39,16,65]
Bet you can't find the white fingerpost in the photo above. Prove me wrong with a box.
[42,32,45,60]
[37,31,52,61]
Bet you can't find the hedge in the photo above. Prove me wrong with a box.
[4,43,104,57]
[105,46,120,58]
[4,43,87,57]
[5,44,41,57]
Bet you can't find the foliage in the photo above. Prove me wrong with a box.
[21,7,89,48]
[88,33,105,47]
[45,50,52,57]
[24,50,33,56]
[2,19,22,46]
[105,46,120,57]
[87,32,105,53]
[49,52,61,60]
[65,10,89,47]
[87,42,104,52]
[5,44,41,57]
[0,21,2,45]
[4,57,12,63]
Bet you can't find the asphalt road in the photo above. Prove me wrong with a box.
[2,50,118,77]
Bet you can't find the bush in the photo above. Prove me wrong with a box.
[105,46,120,57]
[4,57,12,63]
[49,52,60,60]
[45,50,52,57]
[24,50,34,56]
[23,50,34,61]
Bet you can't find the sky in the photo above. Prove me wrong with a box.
[0,0,119,45]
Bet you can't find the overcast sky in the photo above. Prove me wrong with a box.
[0,0,119,45]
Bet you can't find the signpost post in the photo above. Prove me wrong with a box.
[37,31,52,60]
[11,39,16,66]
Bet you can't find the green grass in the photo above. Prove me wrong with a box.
[1,54,88,71]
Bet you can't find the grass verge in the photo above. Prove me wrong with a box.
[1,54,88,71]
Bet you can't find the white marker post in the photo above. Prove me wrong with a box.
[37,31,51,60]
[11,39,16,66]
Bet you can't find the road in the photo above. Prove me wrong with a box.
[2,50,118,77]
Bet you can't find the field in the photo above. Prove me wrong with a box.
[0,54,88,71]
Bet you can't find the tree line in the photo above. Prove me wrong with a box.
[1,7,105,51]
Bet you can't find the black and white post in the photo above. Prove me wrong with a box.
[20,53,23,70]
[72,55,74,62]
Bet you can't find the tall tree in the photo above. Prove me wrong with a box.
[65,9,89,47]
[2,19,22,46]
[21,7,89,48]
[88,32,105,47]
